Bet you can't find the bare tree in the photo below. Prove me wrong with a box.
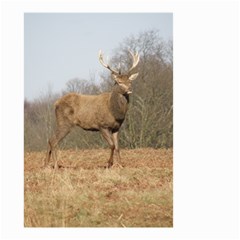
[110,30,173,149]
[64,78,100,95]
[24,88,59,151]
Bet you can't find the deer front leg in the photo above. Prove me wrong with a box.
[112,131,123,168]
[44,141,52,168]
[100,128,115,168]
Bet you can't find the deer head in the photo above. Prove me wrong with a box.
[99,50,140,94]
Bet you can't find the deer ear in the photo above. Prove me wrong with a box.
[129,73,139,81]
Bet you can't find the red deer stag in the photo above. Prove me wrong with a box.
[44,50,140,169]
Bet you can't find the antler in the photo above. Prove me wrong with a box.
[128,50,140,72]
[99,50,119,75]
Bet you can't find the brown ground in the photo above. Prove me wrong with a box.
[24,148,173,227]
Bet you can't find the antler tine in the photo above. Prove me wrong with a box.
[128,50,140,72]
[98,50,119,75]
[98,50,108,68]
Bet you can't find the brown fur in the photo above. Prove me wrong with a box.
[44,75,138,169]
[44,51,139,169]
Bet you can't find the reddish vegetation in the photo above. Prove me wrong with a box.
[24,148,173,227]
[25,148,173,170]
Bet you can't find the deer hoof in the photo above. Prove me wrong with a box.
[112,162,124,169]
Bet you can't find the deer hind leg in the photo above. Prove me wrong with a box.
[45,125,71,169]
[100,128,115,168]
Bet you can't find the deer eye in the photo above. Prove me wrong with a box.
[119,83,126,87]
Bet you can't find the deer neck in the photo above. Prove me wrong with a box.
[109,85,129,122]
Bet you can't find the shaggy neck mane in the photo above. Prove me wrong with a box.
[109,85,129,122]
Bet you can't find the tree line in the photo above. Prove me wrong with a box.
[24,30,173,151]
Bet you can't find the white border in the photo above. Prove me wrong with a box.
[1,1,239,240]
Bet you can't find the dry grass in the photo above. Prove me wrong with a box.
[24,148,173,227]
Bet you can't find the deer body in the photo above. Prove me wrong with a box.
[54,85,128,132]
[45,50,139,169]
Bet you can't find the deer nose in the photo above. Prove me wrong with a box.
[127,87,132,94]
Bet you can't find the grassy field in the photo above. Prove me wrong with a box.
[24,148,173,227]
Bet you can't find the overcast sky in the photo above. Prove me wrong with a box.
[24,13,173,100]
